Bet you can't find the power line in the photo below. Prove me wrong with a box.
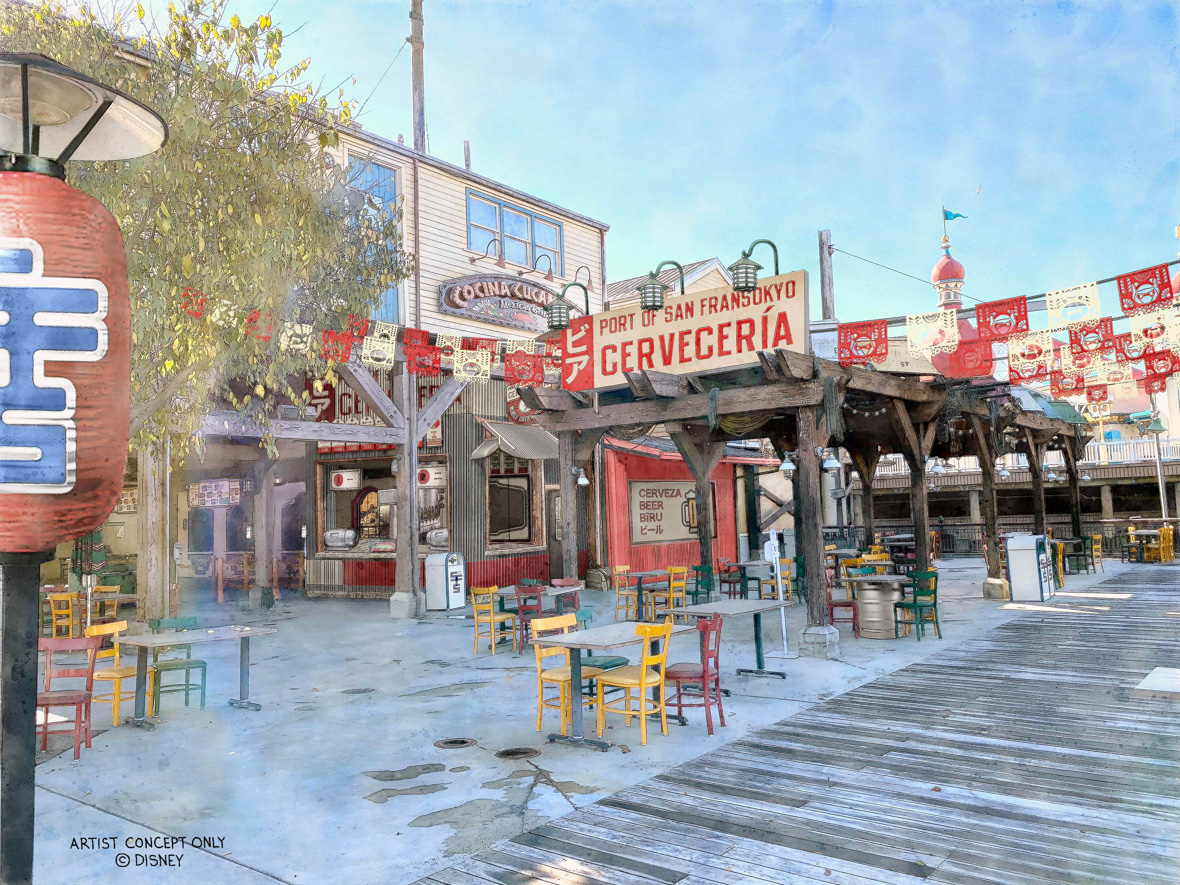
[358,41,408,118]
[831,246,985,304]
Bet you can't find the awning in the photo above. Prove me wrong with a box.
[470,422,558,461]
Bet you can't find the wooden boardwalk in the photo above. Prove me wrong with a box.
[419,566,1180,885]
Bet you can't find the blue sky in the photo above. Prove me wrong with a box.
[171,1,1180,321]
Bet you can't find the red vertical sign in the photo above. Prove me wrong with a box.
[562,316,595,391]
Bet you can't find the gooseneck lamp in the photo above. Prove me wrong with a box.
[545,281,590,331]
[0,53,166,885]
[638,260,686,313]
[728,239,779,293]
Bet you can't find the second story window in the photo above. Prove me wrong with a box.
[348,157,400,323]
[466,189,564,276]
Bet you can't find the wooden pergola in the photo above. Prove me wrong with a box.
[522,347,1089,651]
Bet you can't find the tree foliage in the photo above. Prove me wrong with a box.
[0,0,412,453]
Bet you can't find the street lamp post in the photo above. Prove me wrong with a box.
[544,281,591,331]
[728,239,779,293]
[0,53,166,885]
[1147,412,1169,519]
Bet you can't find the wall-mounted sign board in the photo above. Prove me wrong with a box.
[438,274,569,333]
[562,271,808,391]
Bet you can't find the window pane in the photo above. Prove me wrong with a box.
[503,235,529,267]
[503,207,530,239]
[489,476,531,542]
[468,196,499,232]
[534,219,558,249]
[469,225,497,256]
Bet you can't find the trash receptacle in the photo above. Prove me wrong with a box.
[425,552,466,611]
[1005,534,1056,601]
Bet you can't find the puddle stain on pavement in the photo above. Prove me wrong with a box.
[403,681,492,698]
[363,763,446,782]
[364,784,448,803]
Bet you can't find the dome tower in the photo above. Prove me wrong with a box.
[932,235,965,311]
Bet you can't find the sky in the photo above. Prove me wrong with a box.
[152,0,1180,322]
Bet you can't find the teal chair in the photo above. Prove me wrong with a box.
[893,571,940,641]
[147,617,207,714]
[688,564,714,604]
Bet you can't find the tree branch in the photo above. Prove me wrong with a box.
[129,359,212,437]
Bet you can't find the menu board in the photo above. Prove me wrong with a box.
[187,479,241,507]
[629,480,716,544]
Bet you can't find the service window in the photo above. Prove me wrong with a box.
[487,452,539,544]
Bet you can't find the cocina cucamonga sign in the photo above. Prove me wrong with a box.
[438,274,572,333]
[561,270,808,391]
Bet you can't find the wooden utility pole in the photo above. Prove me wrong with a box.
[795,407,829,628]
[968,414,1003,584]
[394,368,421,616]
[847,447,879,547]
[409,0,427,153]
[136,443,169,622]
[558,431,579,579]
[669,427,726,577]
[888,400,936,574]
[818,230,836,321]
[1024,429,1048,535]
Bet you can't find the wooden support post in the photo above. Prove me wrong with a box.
[889,400,936,573]
[558,431,579,579]
[393,369,421,618]
[743,465,761,557]
[136,442,169,623]
[848,447,879,547]
[669,428,726,575]
[795,407,829,630]
[1025,430,1048,536]
[969,415,1003,583]
[252,459,276,604]
[1062,445,1083,540]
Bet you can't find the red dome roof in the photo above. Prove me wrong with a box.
[932,250,965,284]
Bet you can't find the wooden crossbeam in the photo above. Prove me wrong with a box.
[201,412,405,445]
[338,356,406,431]
[416,376,467,443]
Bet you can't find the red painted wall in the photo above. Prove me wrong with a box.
[603,448,737,572]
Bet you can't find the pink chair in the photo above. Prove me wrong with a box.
[513,586,545,651]
[664,614,726,735]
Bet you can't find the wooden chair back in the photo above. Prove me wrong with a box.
[551,578,579,588]
[666,567,688,592]
[911,570,939,600]
[840,557,865,577]
[636,619,673,674]
[513,586,545,620]
[610,566,633,593]
[150,617,199,632]
[91,585,122,619]
[696,614,723,679]
[531,613,577,669]
[83,620,129,668]
[469,586,498,615]
[40,636,102,692]
[47,592,76,635]
[690,564,714,595]
[1091,535,1102,559]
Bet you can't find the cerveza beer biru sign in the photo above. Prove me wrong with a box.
[561,270,808,392]
[438,274,567,333]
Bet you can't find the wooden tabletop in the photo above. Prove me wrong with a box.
[829,549,860,557]
[629,570,671,579]
[677,598,793,617]
[735,560,771,569]
[494,586,578,597]
[531,620,694,651]
[119,625,278,648]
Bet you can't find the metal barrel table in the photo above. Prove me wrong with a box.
[843,574,910,640]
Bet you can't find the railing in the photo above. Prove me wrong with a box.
[875,518,1159,558]
[872,438,1180,478]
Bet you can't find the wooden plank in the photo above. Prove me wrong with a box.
[199,411,405,445]
[338,356,407,431]
[416,375,468,442]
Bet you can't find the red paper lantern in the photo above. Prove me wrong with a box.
[0,173,130,551]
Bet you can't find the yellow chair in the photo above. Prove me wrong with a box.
[868,545,885,555]
[471,586,516,654]
[758,560,794,602]
[90,585,123,622]
[611,565,638,621]
[1091,535,1104,572]
[85,620,156,728]
[48,592,78,638]
[861,553,892,574]
[596,618,673,746]
[1052,542,1065,589]
[650,567,687,616]
[532,613,603,736]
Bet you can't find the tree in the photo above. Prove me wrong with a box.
[1,0,412,617]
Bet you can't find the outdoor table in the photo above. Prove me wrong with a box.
[733,560,771,599]
[628,570,670,621]
[118,625,278,729]
[531,620,694,751]
[677,598,793,679]
[1059,537,1091,574]
[843,574,911,640]
[1129,530,1159,562]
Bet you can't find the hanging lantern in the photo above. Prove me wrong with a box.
[0,53,166,552]
[727,255,762,293]
[545,298,572,331]
[637,272,668,312]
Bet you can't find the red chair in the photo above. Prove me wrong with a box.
[827,572,861,638]
[716,559,742,598]
[37,636,102,760]
[664,614,726,736]
[513,586,545,651]
[548,578,580,614]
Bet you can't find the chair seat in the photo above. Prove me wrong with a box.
[581,655,628,670]
[94,665,143,680]
[540,666,604,683]
[37,689,92,706]
[597,665,660,688]
[152,658,206,673]
[485,612,516,623]
[664,663,706,680]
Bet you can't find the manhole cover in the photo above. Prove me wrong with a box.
[433,738,477,749]
[494,747,540,760]
[342,688,376,695]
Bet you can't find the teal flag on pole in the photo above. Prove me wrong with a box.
[944,209,967,221]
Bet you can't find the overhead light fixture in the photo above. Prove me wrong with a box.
[572,265,595,293]
[930,460,946,474]
[545,281,590,331]
[778,455,796,474]
[468,237,505,268]
[728,239,779,293]
[576,468,590,487]
[822,451,841,471]
[1081,473,1091,482]
[998,465,1011,479]
[638,260,686,312]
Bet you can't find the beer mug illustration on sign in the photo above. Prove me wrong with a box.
[681,489,699,535]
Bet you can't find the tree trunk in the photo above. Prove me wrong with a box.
[796,407,828,627]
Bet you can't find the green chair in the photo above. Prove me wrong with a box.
[893,571,940,641]
[147,617,207,715]
[688,564,714,605]
[792,556,808,604]
[520,578,545,586]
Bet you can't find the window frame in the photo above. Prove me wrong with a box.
[345,152,402,324]
[466,188,565,278]
[484,454,544,548]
